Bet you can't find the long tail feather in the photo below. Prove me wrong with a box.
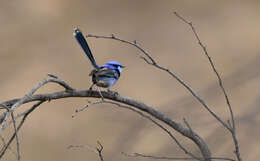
[73,28,99,69]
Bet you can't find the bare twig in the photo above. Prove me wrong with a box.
[47,73,59,79]
[72,100,104,118]
[174,11,235,130]
[94,100,200,160]
[122,152,235,161]
[96,141,104,161]
[11,112,20,161]
[5,109,34,127]
[86,34,156,65]
[67,144,98,154]
[183,118,195,138]
[0,135,17,157]
[174,11,241,161]
[0,74,74,134]
[0,101,44,158]
[67,141,105,161]
[0,104,21,160]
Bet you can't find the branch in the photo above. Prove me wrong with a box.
[0,101,44,158]
[81,99,200,160]
[96,141,104,161]
[67,144,97,154]
[0,104,21,161]
[174,11,234,130]
[86,34,156,65]
[67,141,105,161]
[0,135,16,157]
[11,112,20,161]
[122,152,235,161]
[174,11,241,161]
[0,74,74,133]
[0,76,211,161]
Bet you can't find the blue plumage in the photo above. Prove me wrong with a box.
[73,28,124,89]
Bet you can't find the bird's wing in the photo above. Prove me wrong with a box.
[95,68,120,79]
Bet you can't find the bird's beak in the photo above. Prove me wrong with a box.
[121,65,126,68]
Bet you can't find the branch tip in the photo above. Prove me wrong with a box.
[47,73,58,79]
[111,34,115,38]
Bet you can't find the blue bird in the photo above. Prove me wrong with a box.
[73,28,124,90]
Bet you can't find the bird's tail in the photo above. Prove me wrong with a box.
[73,28,100,69]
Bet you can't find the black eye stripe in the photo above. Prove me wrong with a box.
[110,64,120,67]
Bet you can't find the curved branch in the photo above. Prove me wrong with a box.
[0,87,211,161]
[0,75,75,133]
[123,152,235,161]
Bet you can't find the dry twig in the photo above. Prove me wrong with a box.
[122,152,235,161]
[67,141,105,161]
[174,11,241,161]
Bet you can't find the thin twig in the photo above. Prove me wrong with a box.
[183,118,195,138]
[5,109,33,127]
[174,11,235,130]
[0,135,17,157]
[47,73,59,79]
[67,144,98,154]
[88,99,201,160]
[96,141,104,161]
[67,141,105,161]
[0,101,44,158]
[86,34,156,65]
[11,112,20,161]
[174,11,241,161]
[0,104,21,160]
[122,152,235,161]
[72,100,104,118]
[0,74,74,134]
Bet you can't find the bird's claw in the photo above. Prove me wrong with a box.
[107,89,119,96]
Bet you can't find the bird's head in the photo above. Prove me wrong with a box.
[102,61,125,73]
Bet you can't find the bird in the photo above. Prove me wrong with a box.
[73,28,124,91]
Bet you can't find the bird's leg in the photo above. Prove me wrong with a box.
[89,83,95,91]
[97,88,104,100]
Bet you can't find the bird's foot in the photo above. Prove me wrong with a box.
[107,89,119,96]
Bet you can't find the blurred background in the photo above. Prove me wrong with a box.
[0,0,260,160]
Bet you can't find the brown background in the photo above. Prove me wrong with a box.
[1,0,260,161]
